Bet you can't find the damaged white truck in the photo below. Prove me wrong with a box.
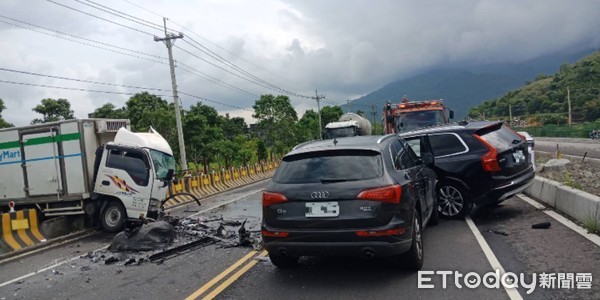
[0,119,176,232]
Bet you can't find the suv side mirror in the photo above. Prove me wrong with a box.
[449,110,455,120]
[421,152,435,166]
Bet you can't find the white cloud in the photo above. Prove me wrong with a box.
[1,0,599,126]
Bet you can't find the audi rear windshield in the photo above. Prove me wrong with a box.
[273,150,383,184]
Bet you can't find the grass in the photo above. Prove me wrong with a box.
[582,215,600,235]
[562,170,584,190]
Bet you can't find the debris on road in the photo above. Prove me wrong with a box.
[109,221,175,251]
[532,222,551,229]
[76,215,263,269]
[486,228,509,236]
[104,256,119,265]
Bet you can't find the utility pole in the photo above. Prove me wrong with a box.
[567,86,572,125]
[313,90,325,139]
[509,104,512,126]
[370,104,377,134]
[154,18,187,170]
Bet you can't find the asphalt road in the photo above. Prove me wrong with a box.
[534,137,600,159]
[1,180,599,300]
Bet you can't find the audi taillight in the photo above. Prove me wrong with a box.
[355,228,405,237]
[261,230,289,238]
[357,185,402,204]
[473,134,501,172]
[262,191,287,207]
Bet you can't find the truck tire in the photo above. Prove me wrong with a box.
[101,201,126,232]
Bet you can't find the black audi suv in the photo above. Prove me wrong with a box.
[262,135,437,270]
[399,121,535,218]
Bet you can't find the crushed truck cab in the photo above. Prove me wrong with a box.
[0,119,175,232]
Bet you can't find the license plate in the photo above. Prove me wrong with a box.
[513,150,526,164]
[305,202,339,218]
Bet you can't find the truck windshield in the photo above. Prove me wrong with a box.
[150,150,176,180]
[323,127,357,139]
[396,110,446,132]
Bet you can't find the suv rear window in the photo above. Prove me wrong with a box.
[479,125,523,152]
[273,150,383,184]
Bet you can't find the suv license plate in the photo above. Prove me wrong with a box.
[305,202,339,218]
[513,150,526,164]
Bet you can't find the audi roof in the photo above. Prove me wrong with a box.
[289,135,397,155]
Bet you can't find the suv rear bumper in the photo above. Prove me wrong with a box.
[265,240,412,258]
[474,168,535,204]
[262,219,414,258]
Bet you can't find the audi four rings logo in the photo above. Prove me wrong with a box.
[311,191,329,199]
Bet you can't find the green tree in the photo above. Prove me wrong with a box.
[220,114,247,139]
[92,103,128,119]
[126,92,169,130]
[257,140,268,161]
[183,102,225,172]
[252,94,298,149]
[320,106,344,126]
[31,98,74,124]
[0,98,14,128]
[297,109,320,141]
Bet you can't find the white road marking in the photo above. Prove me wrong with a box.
[517,193,600,247]
[0,230,99,265]
[465,216,523,300]
[0,187,264,288]
[0,245,109,288]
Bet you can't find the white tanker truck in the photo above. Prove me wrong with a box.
[322,113,372,139]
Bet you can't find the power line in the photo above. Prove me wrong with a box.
[183,37,312,99]
[120,0,315,96]
[46,0,155,36]
[177,63,258,97]
[78,0,168,32]
[0,67,172,92]
[179,92,253,112]
[174,44,290,95]
[0,79,164,96]
[0,79,252,111]
[0,15,258,98]
[121,0,163,18]
[0,15,166,62]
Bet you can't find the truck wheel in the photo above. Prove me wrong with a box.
[101,201,126,232]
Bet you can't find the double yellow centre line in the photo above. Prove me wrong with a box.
[185,249,268,300]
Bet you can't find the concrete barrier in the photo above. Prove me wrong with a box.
[524,176,600,225]
[1,209,47,251]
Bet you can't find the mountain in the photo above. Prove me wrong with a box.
[469,50,600,123]
[344,49,597,119]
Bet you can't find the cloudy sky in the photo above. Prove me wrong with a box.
[1,0,599,126]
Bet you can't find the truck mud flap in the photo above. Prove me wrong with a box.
[0,209,47,252]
